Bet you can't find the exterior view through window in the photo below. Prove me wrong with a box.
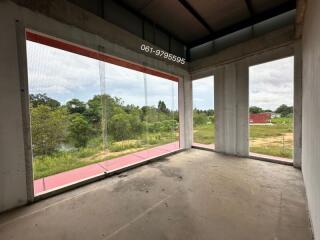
[26,37,179,195]
[192,76,215,149]
[249,57,294,160]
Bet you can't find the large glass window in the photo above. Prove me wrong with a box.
[192,76,215,149]
[249,57,294,160]
[26,34,179,195]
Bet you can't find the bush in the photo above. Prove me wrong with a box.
[109,113,131,141]
[31,105,68,155]
[128,113,144,136]
[68,114,92,148]
[193,112,208,126]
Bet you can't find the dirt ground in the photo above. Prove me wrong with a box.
[250,133,293,148]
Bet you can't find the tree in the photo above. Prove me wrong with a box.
[249,106,263,114]
[109,113,131,141]
[128,113,143,136]
[193,112,208,126]
[84,94,122,126]
[206,109,214,116]
[68,114,91,148]
[30,93,60,109]
[275,104,293,117]
[31,105,68,155]
[158,100,169,114]
[66,99,86,114]
[83,95,103,125]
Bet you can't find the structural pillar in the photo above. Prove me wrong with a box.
[294,40,302,168]
[179,75,193,149]
[214,60,249,156]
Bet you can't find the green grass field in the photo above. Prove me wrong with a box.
[193,117,293,159]
[193,123,215,144]
[34,117,293,179]
[33,132,178,179]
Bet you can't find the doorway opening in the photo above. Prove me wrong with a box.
[192,76,215,149]
[249,56,294,161]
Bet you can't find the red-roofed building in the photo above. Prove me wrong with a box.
[249,113,272,124]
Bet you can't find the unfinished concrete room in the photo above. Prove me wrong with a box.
[0,0,319,239]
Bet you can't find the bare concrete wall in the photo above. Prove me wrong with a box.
[301,0,320,238]
[0,3,28,212]
[189,27,299,161]
[0,0,189,213]
[179,76,193,149]
[0,0,302,214]
[214,61,249,156]
[189,25,295,80]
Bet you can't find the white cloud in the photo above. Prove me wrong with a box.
[26,41,293,112]
[193,76,214,110]
[249,56,294,110]
[26,41,178,109]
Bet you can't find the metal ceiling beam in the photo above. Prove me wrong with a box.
[178,0,214,34]
[188,0,296,48]
[112,0,187,46]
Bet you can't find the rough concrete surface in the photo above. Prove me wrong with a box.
[301,0,320,239]
[0,149,313,240]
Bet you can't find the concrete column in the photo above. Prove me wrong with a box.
[0,9,28,211]
[293,40,302,168]
[224,64,237,154]
[214,67,225,152]
[179,75,193,149]
[236,61,249,157]
[214,61,249,156]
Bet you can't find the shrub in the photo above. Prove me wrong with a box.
[109,113,131,141]
[31,105,68,155]
[193,112,208,126]
[68,114,92,148]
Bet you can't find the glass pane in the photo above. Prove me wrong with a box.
[27,40,102,181]
[27,38,180,195]
[104,63,146,156]
[145,74,179,150]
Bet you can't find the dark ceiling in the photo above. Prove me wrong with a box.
[113,0,295,47]
[69,0,296,53]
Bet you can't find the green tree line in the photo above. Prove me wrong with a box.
[249,105,293,117]
[30,94,178,156]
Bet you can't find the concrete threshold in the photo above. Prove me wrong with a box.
[192,146,293,166]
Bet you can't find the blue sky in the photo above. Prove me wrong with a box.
[27,41,293,111]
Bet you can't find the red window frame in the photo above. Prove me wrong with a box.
[26,30,179,82]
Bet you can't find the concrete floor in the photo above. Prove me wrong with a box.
[0,149,313,240]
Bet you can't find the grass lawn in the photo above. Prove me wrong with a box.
[193,117,293,159]
[34,117,294,179]
[193,123,215,144]
[33,132,178,179]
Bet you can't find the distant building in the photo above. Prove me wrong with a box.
[249,113,272,124]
